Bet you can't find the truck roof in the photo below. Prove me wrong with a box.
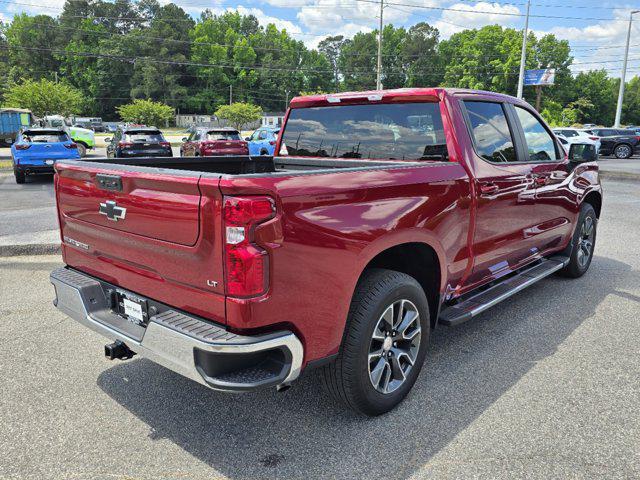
[289,87,520,109]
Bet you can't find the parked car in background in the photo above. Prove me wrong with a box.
[583,128,640,158]
[106,126,172,158]
[180,127,248,156]
[11,128,79,183]
[104,122,120,133]
[553,128,600,152]
[51,88,602,415]
[246,127,280,155]
[40,115,95,157]
[72,116,105,132]
[0,108,33,145]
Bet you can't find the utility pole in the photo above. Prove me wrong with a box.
[516,0,532,99]
[53,71,58,83]
[376,0,384,90]
[285,90,290,110]
[229,84,233,105]
[614,10,639,127]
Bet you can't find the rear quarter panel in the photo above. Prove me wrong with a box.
[220,162,471,363]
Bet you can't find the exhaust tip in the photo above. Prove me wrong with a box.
[104,340,136,360]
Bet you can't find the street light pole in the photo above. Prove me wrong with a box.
[614,10,639,128]
[516,0,532,99]
[376,0,384,90]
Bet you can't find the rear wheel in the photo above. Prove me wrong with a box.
[14,169,25,184]
[321,269,430,416]
[76,142,87,157]
[260,149,269,155]
[614,143,632,159]
[560,203,597,278]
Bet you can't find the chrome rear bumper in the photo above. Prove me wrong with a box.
[50,267,303,392]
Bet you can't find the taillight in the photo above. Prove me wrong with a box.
[223,196,276,297]
[64,143,78,149]
[589,136,599,141]
[118,141,133,148]
[160,141,171,148]
[15,144,30,150]
[269,140,276,146]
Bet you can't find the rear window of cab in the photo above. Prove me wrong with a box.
[279,102,448,161]
[124,131,164,142]
[21,132,70,143]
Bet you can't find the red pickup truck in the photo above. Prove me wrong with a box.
[50,88,602,415]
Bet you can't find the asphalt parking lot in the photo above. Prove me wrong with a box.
[1,177,639,479]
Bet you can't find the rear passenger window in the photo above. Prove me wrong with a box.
[464,101,517,163]
[514,107,559,162]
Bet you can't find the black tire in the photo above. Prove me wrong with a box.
[560,203,597,278]
[614,143,633,159]
[76,142,87,157]
[260,149,269,155]
[14,169,26,184]
[321,268,430,416]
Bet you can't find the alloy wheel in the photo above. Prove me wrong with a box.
[577,215,595,269]
[615,145,631,158]
[368,299,421,394]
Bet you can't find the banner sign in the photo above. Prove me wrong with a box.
[524,68,556,86]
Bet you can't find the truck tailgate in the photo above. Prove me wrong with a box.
[55,162,226,324]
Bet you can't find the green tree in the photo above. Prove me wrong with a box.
[129,2,194,110]
[4,78,84,117]
[439,25,524,95]
[4,14,61,80]
[622,75,640,126]
[403,23,441,87]
[318,35,345,91]
[215,102,262,130]
[117,98,174,125]
[571,70,618,125]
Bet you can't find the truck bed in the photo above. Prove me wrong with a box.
[75,155,416,176]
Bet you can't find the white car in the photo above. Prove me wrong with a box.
[553,128,601,153]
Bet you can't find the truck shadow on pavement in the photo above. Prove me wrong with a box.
[97,255,635,480]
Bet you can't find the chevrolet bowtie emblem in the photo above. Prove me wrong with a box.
[99,200,126,222]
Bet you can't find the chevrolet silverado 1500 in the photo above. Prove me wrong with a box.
[50,88,602,415]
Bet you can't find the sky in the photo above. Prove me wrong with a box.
[1,0,639,78]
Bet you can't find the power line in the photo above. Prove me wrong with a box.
[2,0,635,24]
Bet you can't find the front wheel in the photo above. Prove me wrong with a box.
[321,269,430,416]
[560,203,597,278]
[614,144,632,159]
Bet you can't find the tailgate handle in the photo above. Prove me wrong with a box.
[96,174,123,192]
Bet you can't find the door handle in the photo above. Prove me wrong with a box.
[479,182,499,195]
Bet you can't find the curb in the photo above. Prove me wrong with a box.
[600,170,640,183]
[0,243,60,257]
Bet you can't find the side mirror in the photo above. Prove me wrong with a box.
[182,137,187,142]
[245,136,251,141]
[568,143,598,163]
[104,137,112,143]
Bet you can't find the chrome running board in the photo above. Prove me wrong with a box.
[439,256,570,326]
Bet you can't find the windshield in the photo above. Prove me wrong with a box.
[279,102,448,161]
[22,132,69,143]
[206,131,241,140]
[124,131,165,142]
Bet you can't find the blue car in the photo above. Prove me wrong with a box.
[246,127,280,156]
[11,128,80,184]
